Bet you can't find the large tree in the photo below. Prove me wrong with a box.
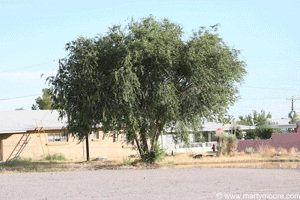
[49,16,246,162]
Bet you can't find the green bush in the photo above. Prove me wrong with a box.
[141,143,166,163]
[43,154,67,161]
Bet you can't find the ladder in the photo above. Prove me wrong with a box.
[6,133,31,161]
[36,121,50,157]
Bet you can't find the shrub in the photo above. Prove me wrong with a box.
[277,147,288,156]
[141,143,166,163]
[257,145,277,157]
[245,147,254,154]
[216,144,226,156]
[215,134,237,156]
[43,154,67,161]
[227,135,237,154]
[289,147,298,157]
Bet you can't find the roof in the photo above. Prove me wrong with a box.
[270,124,297,129]
[0,110,67,134]
[0,110,255,134]
[268,118,291,125]
[165,121,255,132]
[202,122,255,131]
[268,118,297,129]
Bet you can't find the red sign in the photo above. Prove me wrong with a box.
[216,128,223,135]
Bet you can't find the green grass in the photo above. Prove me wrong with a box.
[0,158,32,167]
[123,157,131,165]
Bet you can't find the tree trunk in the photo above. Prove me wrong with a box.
[86,136,90,161]
[135,137,142,155]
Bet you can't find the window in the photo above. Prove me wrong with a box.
[48,133,68,142]
[93,131,99,139]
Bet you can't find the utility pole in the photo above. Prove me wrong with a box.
[287,96,300,112]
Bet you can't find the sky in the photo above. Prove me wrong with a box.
[0,0,300,120]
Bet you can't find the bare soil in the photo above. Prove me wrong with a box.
[1,168,300,200]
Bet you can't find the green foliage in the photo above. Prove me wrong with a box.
[239,110,275,140]
[245,126,273,140]
[32,88,55,110]
[289,112,299,124]
[48,16,246,162]
[235,126,243,140]
[222,114,234,124]
[123,157,131,165]
[238,109,272,127]
[238,114,253,126]
[244,129,258,140]
[43,154,67,161]
[15,107,25,110]
[140,143,166,163]
[256,126,273,139]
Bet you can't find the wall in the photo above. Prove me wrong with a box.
[0,137,2,161]
[1,129,136,161]
[237,133,300,152]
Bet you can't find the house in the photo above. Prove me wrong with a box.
[0,110,256,161]
[160,122,255,153]
[0,110,135,161]
[269,118,297,133]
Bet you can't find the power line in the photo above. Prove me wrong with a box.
[0,94,41,101]
[0,60,56,74]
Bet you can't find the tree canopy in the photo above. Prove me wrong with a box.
[31,88,55,110]
[49,16,246,162]
[238,110,275,139]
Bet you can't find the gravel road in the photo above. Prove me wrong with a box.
[0,168,300,200]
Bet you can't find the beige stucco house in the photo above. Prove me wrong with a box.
[0,110,135,161]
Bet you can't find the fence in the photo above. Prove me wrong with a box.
[237,133,300,152]
[164,142,217,153]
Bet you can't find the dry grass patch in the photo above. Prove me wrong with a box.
[289,147,298,157]
[1,147,299,173]
[258,145,277,157]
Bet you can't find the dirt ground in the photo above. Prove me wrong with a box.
[0,168,300,200]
